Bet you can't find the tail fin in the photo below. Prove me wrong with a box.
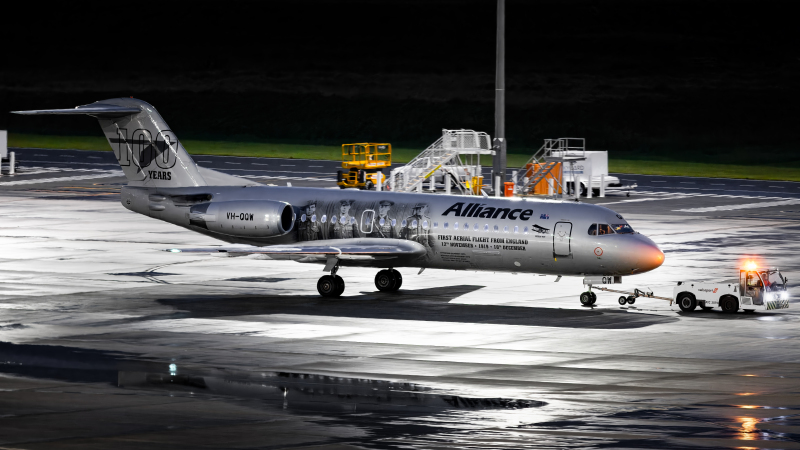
[13,98,207,187]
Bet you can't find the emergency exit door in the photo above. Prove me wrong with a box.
[553,222,572,256]
[360,209,375,234]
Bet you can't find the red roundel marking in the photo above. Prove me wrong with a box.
[594,247,603,256]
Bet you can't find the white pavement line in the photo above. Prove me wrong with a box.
[0,171,124,186]
[244,175,335,182]
[673,199,800,213]
[601,194,700,205]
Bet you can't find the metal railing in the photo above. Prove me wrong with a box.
[515,138,585,196]
[388,129,491,194]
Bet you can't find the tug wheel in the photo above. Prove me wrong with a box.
[721,296,739,314]
[677,293,697,312]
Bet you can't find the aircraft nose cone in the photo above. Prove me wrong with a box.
[635,235,664,273]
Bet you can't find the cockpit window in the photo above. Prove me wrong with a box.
[588,224,615,236]
[612,224,635,234]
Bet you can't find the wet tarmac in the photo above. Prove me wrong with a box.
[2,149,800,448]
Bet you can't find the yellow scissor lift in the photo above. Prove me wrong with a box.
[337,143,391,190]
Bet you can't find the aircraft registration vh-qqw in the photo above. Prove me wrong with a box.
[14,98,664,304]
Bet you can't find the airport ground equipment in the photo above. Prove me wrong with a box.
[579,276,673,306]
[673,266,789,313]
[337,143,391,190]
[387,129,494,195]
[515,138,637,198]
[0,130,15,175]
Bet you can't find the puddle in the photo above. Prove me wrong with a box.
[0,342,543,416]
[118,368,543,414]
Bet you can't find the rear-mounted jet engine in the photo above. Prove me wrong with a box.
[189,200,295,237]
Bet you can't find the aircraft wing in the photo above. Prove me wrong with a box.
[164,238,427,263]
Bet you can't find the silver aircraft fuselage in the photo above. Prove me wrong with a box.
[122,184,664,276]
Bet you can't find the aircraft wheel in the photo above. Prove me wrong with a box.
[375,270,395,292]
[721,296,739,314]
[333,275,345,296]
[390,269,402,290]
[317,275,340,298]
[589,292,597,305]
[580,292,593,306]
[626,296,636,305]
[677,293,697,312]
[618,296,628,305]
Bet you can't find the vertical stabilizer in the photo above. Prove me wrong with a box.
[13,98,207,187]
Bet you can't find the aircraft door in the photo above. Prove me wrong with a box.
[553,222,572,256]
[361,209,375,234]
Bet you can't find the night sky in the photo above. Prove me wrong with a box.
[3,0,798,162]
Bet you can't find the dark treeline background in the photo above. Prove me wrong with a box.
[3,0,799,164]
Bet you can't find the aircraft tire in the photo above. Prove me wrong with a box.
[626,296,636,305]
[375,270,395,292]
[580,292,592,306]
[333,275,345,296]
[677,293,697,312]
[618,296,628,305]
[318,275,340,297]
[390,269,402,290]
[589,292,597,305]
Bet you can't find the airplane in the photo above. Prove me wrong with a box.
[13,98,664,305]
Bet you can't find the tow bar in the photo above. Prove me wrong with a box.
[590,285,674,306]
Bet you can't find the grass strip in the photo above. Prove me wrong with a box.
[9,133,800,182]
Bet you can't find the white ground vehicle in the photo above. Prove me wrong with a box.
[673,267,790,313]
[551,150,637,196]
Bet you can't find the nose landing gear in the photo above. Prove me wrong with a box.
[579,291,597,306]
[375,269,402,292]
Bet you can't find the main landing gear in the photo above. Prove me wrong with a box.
[375,269,402,292]
[316,264,404,298]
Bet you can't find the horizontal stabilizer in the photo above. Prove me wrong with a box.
[12,103,141,118]
[164,238,427,261]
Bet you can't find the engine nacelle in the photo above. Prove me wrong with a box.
[189,200,295,237]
